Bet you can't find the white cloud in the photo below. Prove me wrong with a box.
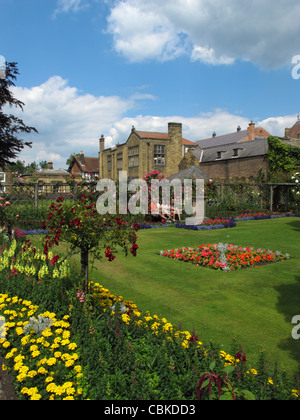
[106,110,291,147]
[258,115,298,137]
[9,76,147,167]
[106,0,300,69]
[54,0,89,15]
[8,75,295,169]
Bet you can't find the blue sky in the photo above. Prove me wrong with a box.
[1,0,300,168]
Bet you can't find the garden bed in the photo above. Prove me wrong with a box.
[160,243,290,271]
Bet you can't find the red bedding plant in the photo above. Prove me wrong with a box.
[160,243,290,271]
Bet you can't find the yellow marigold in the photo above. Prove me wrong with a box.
[38,367,48,375]
[15,327,23,336]
[68,342,77,351]
[42,329,53,338]
[46,358,57,366]
[27,370,37,378]
[46,383,57,393]
[2,341,10,349]
[65,359,75,368]
[30,394,42,400]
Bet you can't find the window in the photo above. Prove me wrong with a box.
[217,151,222,159]
[128,146,139,168]
[233,149,239,157]
[107,155,112,172]
[117,152,123,170]
[154,145,165,166]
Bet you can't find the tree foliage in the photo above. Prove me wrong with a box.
[0,62,38,167]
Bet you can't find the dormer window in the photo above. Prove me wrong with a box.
[217,151,225,159]
[232,148,244,157]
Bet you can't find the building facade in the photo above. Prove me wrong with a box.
[68,152,99,180]
[99,122,198,180]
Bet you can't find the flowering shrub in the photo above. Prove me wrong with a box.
[42,194,139,291]
[0,294,83,400]
[160,244,290,271]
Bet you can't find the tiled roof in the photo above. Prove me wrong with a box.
[285,120,300,140]
[194,138,268,163]
[196,130,248,149]
[69,156,99,173]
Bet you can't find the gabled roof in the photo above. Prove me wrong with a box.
[285,120,300,140]
[68,156,99,174]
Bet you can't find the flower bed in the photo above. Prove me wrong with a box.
[176,219,236,231]
[0,294,83,400]
[160,243,290,271]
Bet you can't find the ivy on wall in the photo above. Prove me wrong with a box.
[267,136,300,176]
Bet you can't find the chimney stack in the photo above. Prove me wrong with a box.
[247,121,255,141]
[99,135,105,153]
[48,161,53,170]
[79,151,85,165]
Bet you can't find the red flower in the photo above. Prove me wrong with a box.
[236,350,247,363]
[50,255,60,266]
[130,243,139,257]
[105,247,116,262]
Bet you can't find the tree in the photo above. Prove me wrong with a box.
[42,194,139,293]
[0,62,38,167]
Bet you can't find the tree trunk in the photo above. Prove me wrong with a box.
[81,249,89,294]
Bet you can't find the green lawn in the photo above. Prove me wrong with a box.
[86,217,300,378]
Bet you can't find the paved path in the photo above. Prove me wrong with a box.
[0,359,17,400]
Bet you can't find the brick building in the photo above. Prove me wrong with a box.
[99,122,197,180]
[68,151,99,180]
[283,118,300,148]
